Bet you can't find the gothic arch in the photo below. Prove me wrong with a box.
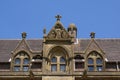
[47,45,70,59]
[13,50,31,59]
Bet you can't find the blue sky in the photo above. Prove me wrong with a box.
[0,0,120,39]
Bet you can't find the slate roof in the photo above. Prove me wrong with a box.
[74,39,120,62]
[0,39,43,62]
[0,39,120,62]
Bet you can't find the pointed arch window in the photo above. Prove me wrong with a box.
[15,58,21,64]
[60,57,65,62]
[88,58,93,64]
[13,52,30,71]
[96,58,102,64]
[23,58,30,64]
[87,51,103,71]
[51,57,57,63]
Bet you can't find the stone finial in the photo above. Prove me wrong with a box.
[90,32,95,38]
[22,32,27,39]
[43,27,46,34]
[43,27,47,37]
[55,15,62,21]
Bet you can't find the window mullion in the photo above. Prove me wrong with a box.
[20,57,24,71]
[94,58,97,71]
[57,57,60,71]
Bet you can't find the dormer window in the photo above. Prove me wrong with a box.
[87,51,103,71]
[13,51,30,71]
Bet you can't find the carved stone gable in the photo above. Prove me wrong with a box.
[13,39,31,53]
[46,21,70,40]
[85,39,104,54]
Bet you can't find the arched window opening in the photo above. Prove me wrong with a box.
[96,58,102,64]
[13,52,30,72]
[15,58,20,64]
[60,57,65,62]
[88,58,94,64]
[87,51,103,71]
[49,46,67,72]
[51,57,57,63]
[23,58,29,64]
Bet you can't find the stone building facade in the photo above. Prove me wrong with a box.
[0,15,120,80]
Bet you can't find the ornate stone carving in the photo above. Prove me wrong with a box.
[46,16,70,40]
[61,30,68,38]
[47,28,69,39]
[48,30,56,38]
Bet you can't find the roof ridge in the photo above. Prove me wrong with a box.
[78,38,120,40]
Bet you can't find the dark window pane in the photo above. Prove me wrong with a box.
[23,58,29,64]
[75,62,81,69]
[96,58,102,64]
[60,64,66,71]
[51,64,57,71]
[31,62,42,69]
[88,58,93,64]
[119,63,120,68]
[15,58,20,64]
[97,66,102,71]
[23,66,29,71]
[88,66,94,71]
[14,66,20,71]
[106,62,116,69]
[0,63,10,69]
[51,57,57,63]
[60,57,65,62]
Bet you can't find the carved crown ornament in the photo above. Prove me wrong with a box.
[47,26,70,39]
[44,15,72,41]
